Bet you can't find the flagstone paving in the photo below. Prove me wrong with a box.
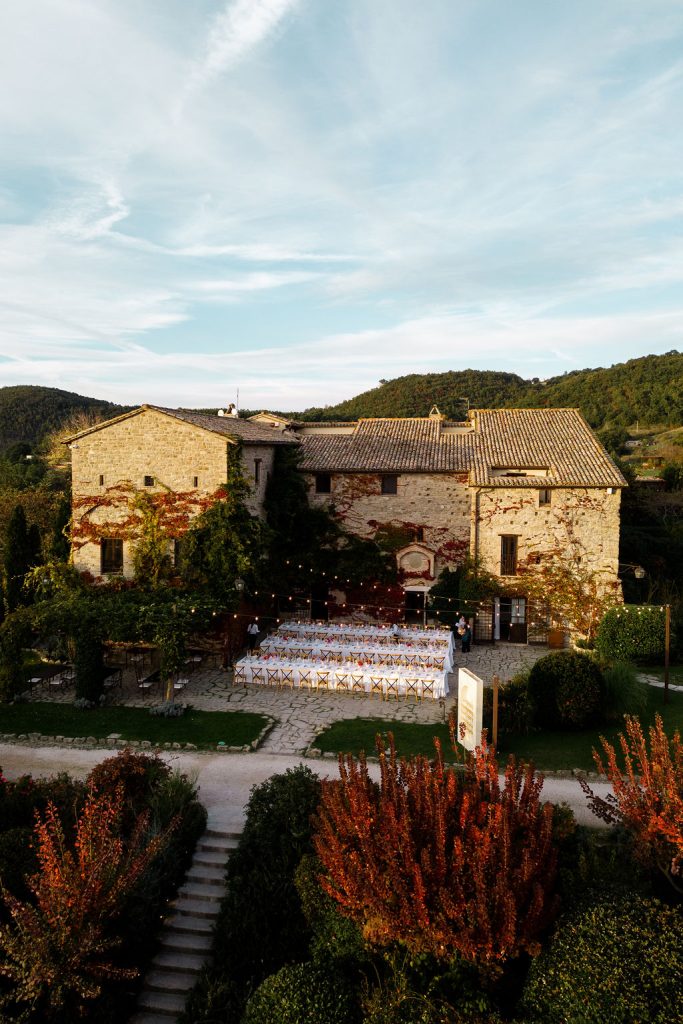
[43,641,550,755]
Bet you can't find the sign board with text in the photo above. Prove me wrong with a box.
[457,668,484,752]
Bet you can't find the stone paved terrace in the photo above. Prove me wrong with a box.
[42,641,550,756]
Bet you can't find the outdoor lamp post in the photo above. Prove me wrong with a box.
[234,577,245,594]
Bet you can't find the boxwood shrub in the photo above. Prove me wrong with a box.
[595,605,670,662]
[242,961,359,1024]
[527,651,605,729]
[521,893,683,1024]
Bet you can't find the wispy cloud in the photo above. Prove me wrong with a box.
[181,0,301,105]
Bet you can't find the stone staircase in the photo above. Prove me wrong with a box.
[130,825,241,1023]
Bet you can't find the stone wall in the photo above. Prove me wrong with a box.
[473,485,622,586]
[71,408,272,577]
[305,470,472,578]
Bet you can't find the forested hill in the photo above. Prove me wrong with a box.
[2,351,681,452]
[0,386,127,453]
[299,351,683,428]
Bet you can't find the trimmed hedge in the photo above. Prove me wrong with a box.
[527,651,605,729]
[521,893,683,1024]
[595,605,670,662]
[242,961,359,1024]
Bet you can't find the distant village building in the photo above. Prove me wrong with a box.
[66,403,626,640]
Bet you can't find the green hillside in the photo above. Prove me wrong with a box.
[300,351,683,428]
[0,386,128,453]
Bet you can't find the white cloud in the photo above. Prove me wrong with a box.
[180,0,301,105]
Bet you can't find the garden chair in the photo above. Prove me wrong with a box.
[233,663,247,686]
[266,667,281,687]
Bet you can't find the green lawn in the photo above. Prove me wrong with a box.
[0,703,269,749]
[315,688,683,773]
[315,718,457,761]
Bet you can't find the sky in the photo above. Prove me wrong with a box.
[1,0,683,412]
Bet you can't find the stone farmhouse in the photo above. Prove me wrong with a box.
[66,403,626,641]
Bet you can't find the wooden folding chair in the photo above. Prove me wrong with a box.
[266,667,281,687]
[334,671,352,694]
[369,675,384,699]
[250,666,266,686]
[384,678,400,701]
[279,667,295,690]
[404,677,421,703]
[298,668,314,691]
[421,677,435,699]
[316,669,331,691]
[350,672,366,694]
[233,663,247,686]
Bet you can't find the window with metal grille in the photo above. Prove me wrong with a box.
[101,538,123,575]
[381,474,398,494]
[500,535,518,576]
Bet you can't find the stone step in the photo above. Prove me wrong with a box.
[178,880,223,902]
[171,896,220,920]
[165,912,215,935]
[160,929,213,954]
[196,838,239,856]
[151,950,205,974]
[194,848,230,867]
[185,865,226,886]
[137,990,186,1016]
[146,969,196,994]
[204,827,242,840]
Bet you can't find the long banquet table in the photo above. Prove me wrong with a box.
[234,656,448,698]
[260,637,453,672]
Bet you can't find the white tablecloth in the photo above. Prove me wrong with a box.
[260,637,453,672]
[277,622,454,653]
[234,656,448,698]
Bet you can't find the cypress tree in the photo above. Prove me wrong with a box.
[4,505,31,611]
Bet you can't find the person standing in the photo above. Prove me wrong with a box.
[461,620,472,654]
[246,620,260,653]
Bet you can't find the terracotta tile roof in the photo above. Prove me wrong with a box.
[151,407,296,445]
[296,410,627,487]
[62,405,296,446]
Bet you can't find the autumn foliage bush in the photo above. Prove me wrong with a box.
[313,737,562,966]
[581,713,683,892]
[0,785,174,1021]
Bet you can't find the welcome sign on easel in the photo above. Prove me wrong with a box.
[457,668,483,751]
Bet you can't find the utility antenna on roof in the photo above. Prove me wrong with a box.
[236,387,239,414]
